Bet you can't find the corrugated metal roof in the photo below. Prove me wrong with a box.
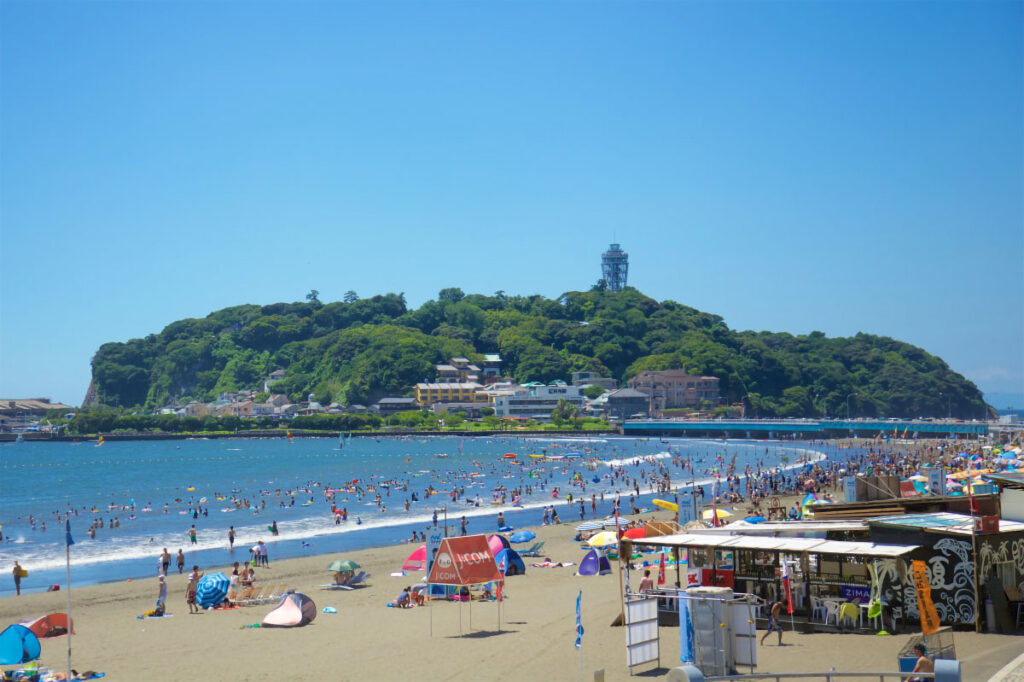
[634,533,918,557]
[687,520,867,535]
[869,512,1024,535]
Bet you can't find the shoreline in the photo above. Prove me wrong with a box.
[4,442,829,595]
[3,503,1021,681]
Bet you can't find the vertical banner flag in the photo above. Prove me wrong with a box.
[911,560,940,635]
[575,590,583,649]
[66,520,75,547]
[657,553,666,586]
[679,594,695,664]
[780,559,793,615]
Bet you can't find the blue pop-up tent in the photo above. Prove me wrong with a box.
[0,624,41,665]
[577,549,612,576]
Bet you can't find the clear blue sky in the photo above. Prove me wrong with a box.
[1,0,1021,408]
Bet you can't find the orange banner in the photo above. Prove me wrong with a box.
[912,560,940,635]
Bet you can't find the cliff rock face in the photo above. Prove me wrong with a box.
[84,289,992,418]
[82,380,99,407]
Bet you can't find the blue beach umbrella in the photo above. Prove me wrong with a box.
[603,517,631,528]
[195,572,231,608]
[744,515,767,524]
[510,530,536,543]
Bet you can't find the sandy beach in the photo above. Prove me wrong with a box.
[2,504,1021,682]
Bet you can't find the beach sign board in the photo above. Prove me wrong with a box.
[427,535,501,586]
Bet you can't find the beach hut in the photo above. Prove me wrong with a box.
[262,592,317,628]
[494,548,526,576]
[0,625,41,665]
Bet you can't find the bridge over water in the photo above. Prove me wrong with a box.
[621,418,989,438]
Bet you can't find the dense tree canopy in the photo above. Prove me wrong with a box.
[88,288,990,418]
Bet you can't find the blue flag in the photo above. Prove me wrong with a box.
[65,519,74,547]
[575,590,583,649]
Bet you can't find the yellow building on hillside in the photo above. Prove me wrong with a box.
[414,382,485,406]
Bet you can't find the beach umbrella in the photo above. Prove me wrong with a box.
[195,572,230,608]
[702,509,733,521]
[575,520,604,532]
[908,474,929,482]
[622,527,646,540]
[587,531,619,548]
[509,530,536,544]
[327,559,360,573]
[603,517,631,528]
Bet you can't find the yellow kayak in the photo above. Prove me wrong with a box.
[652,499,678,512]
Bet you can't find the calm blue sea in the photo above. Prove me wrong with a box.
[0,435,829,595]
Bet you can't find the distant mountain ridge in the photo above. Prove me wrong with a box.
[85,288,991,419]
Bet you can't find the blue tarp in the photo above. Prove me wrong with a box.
[0,624,41,665]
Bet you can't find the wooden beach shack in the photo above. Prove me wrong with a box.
[621,533,920,632]
[866,512,1024,631]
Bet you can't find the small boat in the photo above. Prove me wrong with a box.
[503,453,516,459]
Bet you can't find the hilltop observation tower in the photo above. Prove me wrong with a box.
[601,243,629,291]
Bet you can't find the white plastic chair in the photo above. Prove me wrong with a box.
[809,595,827,622]
[822,598,842,626]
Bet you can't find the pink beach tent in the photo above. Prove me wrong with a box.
[487,534,510,556]
[261,592,317,628]
[403,545,427,571]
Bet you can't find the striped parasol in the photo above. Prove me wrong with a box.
[575,520,604,532]
[603,517,631,528]
[195,572,230,608]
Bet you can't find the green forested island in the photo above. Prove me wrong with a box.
[86,288,990,419]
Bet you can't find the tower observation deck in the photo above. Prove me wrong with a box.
[601,243,629,291]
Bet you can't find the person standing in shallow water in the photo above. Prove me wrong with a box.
[228,526,235,549]
[188,525,197,545]
[176,549,185,574]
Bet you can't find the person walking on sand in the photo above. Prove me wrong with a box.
[160,548,171,576]
[188,525,197,545]
[760,599,784,646]
[12,561,22,596]
[258,540,269,567]
[176,549,185,574]
[186,565,203,613]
